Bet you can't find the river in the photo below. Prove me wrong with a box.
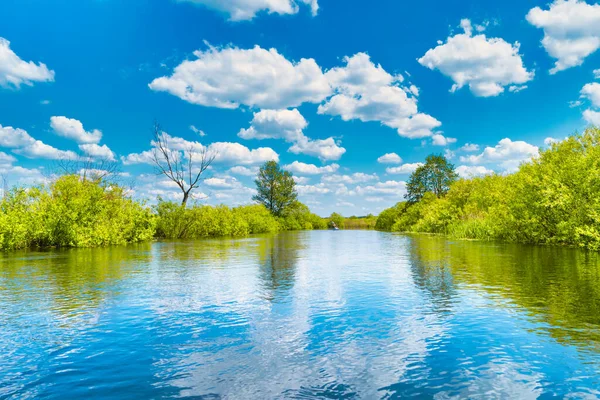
[1,231,600,399]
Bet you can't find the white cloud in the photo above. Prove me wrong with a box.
[14,140,76,160]
[321,173,378,185]
[121,133,278,166]
[178,0,318,21]
[149,45,331,109]
[319,53,441,138]
[583,108,600,125]
[227,165,258,176]
[0,151,16,166]
[190,125,206,136]
[385,163,423,175]
[293,175,310,184]
[204,176,242,189]
[297,183,330,195]
[460,143,480,152]
[354,180,407,196]
[239,108,307,142]
[283,161,339,175]
[418,19,534,97]
[581,82,600,108]
[595,68,600,79]
[209,142,279,165]
[431,134,457,146]
[456,165,494,178]
[527,0,600,74]
[0,124,76,160]
[581,82,600,124]
[508,85,528,93]
[79,144,116,161]
[288,136,346,161]
[50,116,102,144]
[0,38,55,89]
[121,149,155,165]
[460,138,539,172]
[377,153,402,164]
[239,108,345,161]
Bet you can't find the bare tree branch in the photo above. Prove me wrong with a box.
[150,121,215,207]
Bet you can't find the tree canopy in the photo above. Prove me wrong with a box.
[405,154,458,203]
[253,161,298,217]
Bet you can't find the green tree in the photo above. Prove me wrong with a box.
[405,154,458,203]
[253,161,298,217]
[328,212,345,229]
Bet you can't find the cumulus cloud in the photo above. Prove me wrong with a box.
[321,173,379,185]
[239,108,307,142]
[583,109,600,125]
[431,134,457,146]
[318,52,441,138]
[460,143,480,152]
[283,161,339,175]
[204,176,242,189]
[297,183,330,195]
[581,82,600,124]
[288,136,345,161]
[418,19,534,97]
[149,45,331,109]
[50,116,102,144]
[121,150,155,165]
[239,108,346,161]
[178,0,318,21]
[581,82,600,108]
[0,38,55,89]
[121,132,278,166]
[527,0,600,74]
[460,138,539,172]
[151,46,441,141]
[79,143,116,161]
[0,152,44,187]
[210,142,279,165]
[228,165,258,176]
[456,165,494,178]
[0,124,76,160]
[385,163,423,175]
[377,153,402,164]
[354,180,407,196]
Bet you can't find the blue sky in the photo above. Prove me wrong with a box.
[1,0,600,216]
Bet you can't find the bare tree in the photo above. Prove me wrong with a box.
[55,155,120,185]
[151,121,215,207]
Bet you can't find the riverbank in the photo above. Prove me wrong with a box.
[376,128,600,251]
[0,175,343,251]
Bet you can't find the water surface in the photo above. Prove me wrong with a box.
[2,231,600,399]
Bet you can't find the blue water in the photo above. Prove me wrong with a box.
[1,231,600,399]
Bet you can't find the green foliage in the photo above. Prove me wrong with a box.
[0,175,155,251]
[253,161,298,217]
[375,202,407,231]
[154,201,280,239]
[377,127,600,250]
[405,154,458,203]
[328,212,345,229]
[344,215,378,230]
[278,201,327,231]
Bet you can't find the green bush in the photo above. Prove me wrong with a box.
[376,127,600,250]
[0,175,155,251]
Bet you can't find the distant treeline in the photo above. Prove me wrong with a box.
[376,128,600,251]
[0,175,375,251]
